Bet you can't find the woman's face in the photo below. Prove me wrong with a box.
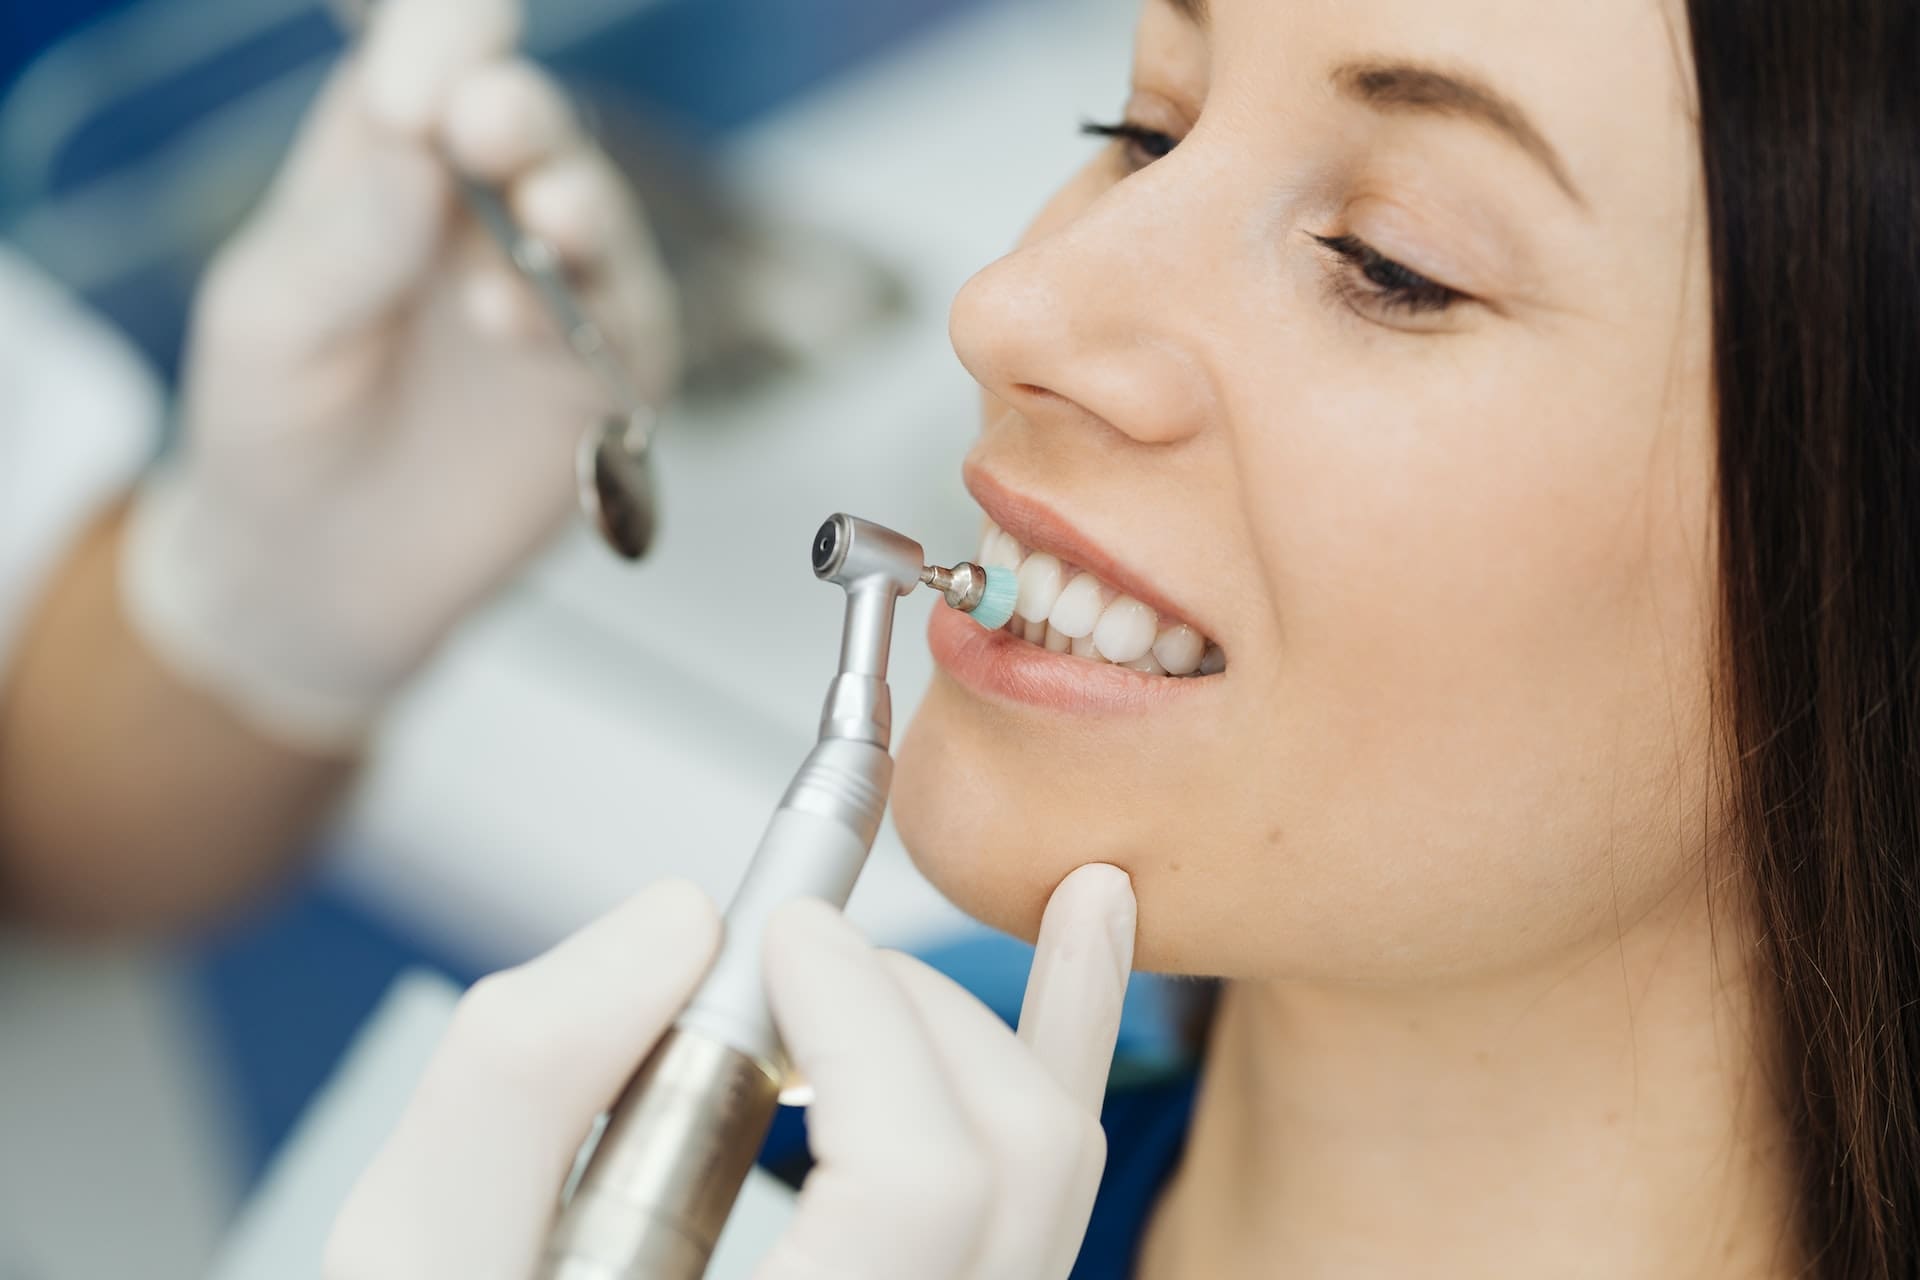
[894,0,1718,983]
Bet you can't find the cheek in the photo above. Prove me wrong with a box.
[1226,332,1723,959]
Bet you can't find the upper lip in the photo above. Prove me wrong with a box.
[963,464,1215,640]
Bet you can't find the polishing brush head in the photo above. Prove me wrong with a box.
[969,565,1019,631]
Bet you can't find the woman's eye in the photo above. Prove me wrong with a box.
[1081,120,1179,172]
[1309,233,1468,321]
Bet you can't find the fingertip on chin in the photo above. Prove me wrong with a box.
[1054,861,1136,905]
[1044,863,1139,940]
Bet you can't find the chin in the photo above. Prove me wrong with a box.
[893,677,1062,945]
[894,674,1217,974]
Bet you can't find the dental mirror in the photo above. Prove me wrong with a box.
[579,407,659,561]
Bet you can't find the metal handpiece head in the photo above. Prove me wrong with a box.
[810,514,926,744]
[811,514,926,596]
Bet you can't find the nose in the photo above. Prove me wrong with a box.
[949,164,1219,447]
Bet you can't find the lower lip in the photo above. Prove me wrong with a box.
[925,605,1218,713]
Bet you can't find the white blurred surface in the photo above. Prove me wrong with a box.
[0,941,240,1280]
[332,0,1139,967]
[0,245,158,675]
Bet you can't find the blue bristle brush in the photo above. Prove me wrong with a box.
[920,561,1020,630]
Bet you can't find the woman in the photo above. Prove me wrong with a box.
[331,0,1920,1275]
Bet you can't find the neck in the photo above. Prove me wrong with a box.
[1139,881,1798,1279]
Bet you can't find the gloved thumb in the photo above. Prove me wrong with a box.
[325,880,719,1280]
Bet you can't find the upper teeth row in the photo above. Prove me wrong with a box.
[980,522,1226,677]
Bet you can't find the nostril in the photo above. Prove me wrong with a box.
[1012,383,1067,403]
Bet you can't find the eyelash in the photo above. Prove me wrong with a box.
[1080,120,1177,167]
[1307,233,1465,316]
[1081,119,1471,321]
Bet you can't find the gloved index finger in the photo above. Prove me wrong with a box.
[1015,864,1138,1116]
[360,0,522,135]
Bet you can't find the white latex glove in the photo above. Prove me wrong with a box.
[324,865,1135,1280]
[124,0,677,751]
[326,880,721,1280]
[755,862,1136,1280]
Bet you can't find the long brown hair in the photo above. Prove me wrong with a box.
[1688,1,1920,1273]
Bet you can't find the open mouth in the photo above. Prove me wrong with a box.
[976,519,1227,677]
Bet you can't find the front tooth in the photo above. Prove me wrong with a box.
[1044,625,1072,653]
[1015,553,1065,622]
[1152,624,1205,676]
[1022,616,1048,645]
[1199,644,1227,676]
[1071,633,1103,660]
[983,530,1023,570]
[1093,596,1158,664]
[1048,573,1106,638]
[978,520,999,564]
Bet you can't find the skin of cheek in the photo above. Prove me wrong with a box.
[1219,326,1721,983]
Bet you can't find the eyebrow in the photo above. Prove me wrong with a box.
[1333,62,1585,206]
[1155,0,1583,207]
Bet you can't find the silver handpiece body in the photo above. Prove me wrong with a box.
[537,515,927,1279]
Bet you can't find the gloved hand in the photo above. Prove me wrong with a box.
[324,865,1136,1280]
[326,880,722,1280]
[754,862,1136,1280]
[123,0,677,751]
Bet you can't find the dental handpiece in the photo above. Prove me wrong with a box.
[535,516,1017,1280]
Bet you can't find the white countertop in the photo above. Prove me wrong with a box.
[329,0,1138,969]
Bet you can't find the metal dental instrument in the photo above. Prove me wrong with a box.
[329,0,661,561]
[536,516,1015,1280]
[458,162,662,561]
[462,179,663,561]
